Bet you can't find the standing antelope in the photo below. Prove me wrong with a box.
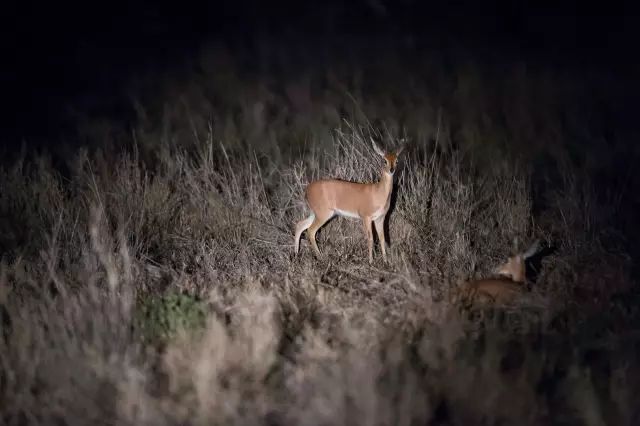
[456,240,541,307]
[294,140,405,263]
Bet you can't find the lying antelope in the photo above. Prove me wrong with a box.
[294,140,405,263]
[455,240,541,308]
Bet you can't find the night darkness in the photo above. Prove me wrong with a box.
[4,1,638,145]
[2,1,640,424]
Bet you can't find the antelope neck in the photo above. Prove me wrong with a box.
[376,170,394,191]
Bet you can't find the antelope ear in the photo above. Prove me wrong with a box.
[395,144,406,156]
[371,138,385,157]
[522,239,541,259]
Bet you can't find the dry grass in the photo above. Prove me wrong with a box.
[0,43,638,425]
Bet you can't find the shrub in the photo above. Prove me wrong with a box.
[136,292,208,344]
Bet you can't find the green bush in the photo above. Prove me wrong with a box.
[136,292,207,343]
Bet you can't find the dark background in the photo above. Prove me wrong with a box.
[1,1,638,148]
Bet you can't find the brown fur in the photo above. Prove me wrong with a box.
[294,140,404,263]
[454,241,540,308]
[457,278,525,308]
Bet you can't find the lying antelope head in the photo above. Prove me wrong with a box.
[455,240,542,307]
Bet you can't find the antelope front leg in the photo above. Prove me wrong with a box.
[374,216,386,262]
[363,217,374,264]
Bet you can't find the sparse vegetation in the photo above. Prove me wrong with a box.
[136,292,208,344]
[0,41,638,425]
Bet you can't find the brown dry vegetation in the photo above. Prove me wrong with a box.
[0,43,638,425]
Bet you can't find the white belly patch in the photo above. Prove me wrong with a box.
[371,205,388,221]
[334,208,360,219]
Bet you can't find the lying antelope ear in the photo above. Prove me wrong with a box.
[395,144,406,156]
[371,138,385,157]
[522,239,542,259]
